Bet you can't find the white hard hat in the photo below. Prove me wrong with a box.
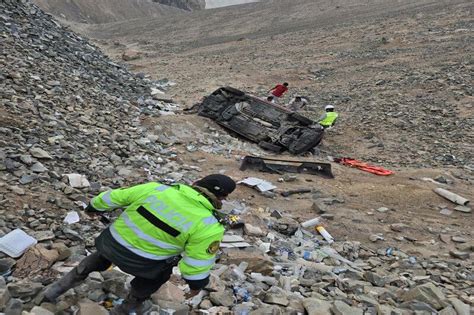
[325,105,334,110]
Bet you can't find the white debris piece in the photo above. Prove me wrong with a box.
[64,211,80,224]
[0,229,38,258]
[238,177,277,192]
[64,173,90,188]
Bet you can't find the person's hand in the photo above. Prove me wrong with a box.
[185,289,201,299]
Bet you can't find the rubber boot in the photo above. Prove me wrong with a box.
[41,267,87,302]
[109,293,153,315]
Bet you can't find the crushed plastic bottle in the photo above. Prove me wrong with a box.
[234,287,251,302]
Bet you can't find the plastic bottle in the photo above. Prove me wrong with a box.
[301,217,321,228]
[316,226,334,244]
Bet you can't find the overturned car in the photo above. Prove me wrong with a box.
[197,87,324,154]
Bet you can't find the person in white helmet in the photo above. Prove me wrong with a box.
[318,105,339,128]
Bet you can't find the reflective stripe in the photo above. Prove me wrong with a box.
[109,225,176,261]
[102,191,121,208]
[155,185,170,192]
[182,271,210,280]
[202,216,218,225]
[121,212,181,250]
[91,196,108,211]
[182,254,215,267]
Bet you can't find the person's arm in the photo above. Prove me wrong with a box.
[179,225,224,290]
[88,182,160,212]
[268,85,277,92]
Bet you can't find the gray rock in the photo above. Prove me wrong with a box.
[0,277,11,309]
[154,299,189,314]
[439,306,457,315]
[402,282,446,310]
[29,306,54,315]
[78,300,108,315]
[364,271,386,287]
[244,223,264,236]
[30,162,48,173]
[302,298,332,315]
[19,174,37,184]
[263,292,289,306]
[332,300,363,315]
[448,298,470,315]
[4,298,23,315]
[102,277,129,299]
[454,205,471,213]
[7,282,43,299]
[209,290,234,307]
[29,147,53,159]
[449,250,470,259]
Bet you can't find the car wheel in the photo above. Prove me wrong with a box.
[288,129,324,154]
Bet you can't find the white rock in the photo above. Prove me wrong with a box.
[64,174,90,188]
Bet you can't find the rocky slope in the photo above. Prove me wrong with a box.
[32,0,183,24]
[153,0,205,11]
[0,0,472,314]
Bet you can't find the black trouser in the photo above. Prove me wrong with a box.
[76,252,175,299]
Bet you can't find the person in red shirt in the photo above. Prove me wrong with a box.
[268,82,289,101]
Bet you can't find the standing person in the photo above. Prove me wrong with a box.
[268,82,289,102]
[287,96,308,111]
[318,105,339,128]
[41,174,236,315]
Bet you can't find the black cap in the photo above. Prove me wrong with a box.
[194,174,236,198]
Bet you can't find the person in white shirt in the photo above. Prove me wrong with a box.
[287,96,308,111]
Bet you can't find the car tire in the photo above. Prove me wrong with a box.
[288,129,324,154]
[258,141,284,153]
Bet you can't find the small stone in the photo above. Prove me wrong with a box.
[364,271,386,287]
[332,300,363,315]
[451,236,467,243]
[390,223,407,232]
[244,223,264,236]
[29,306,54,315]
[456,241,474,252]
[19,174,37,184]
[9,186,25,195]
[439,208,452,216]
[0,277,11,308]
[439,306,457,315]
[439,234,451,244]
[20,155,34,165]
[263,292,289,306]
[30,162,48,173]
[122,50,141,61]
[302,298,332,315]
[78,300,108,315]
[209,290,234,307]
[200,299,213,309]
[369,234,384,242]
[454,205,471,213]
[270,209,283,219]
[448,298,470,315]
[449,250,470,259]
[4,298,23,315]
[376,207,390,213]
[31,230,55,241]
[7,281,43,298]
[29,147,53,159]
[402,282,446,310]
[151,282,185,303]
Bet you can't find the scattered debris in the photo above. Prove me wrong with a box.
[64,211,80,224]
[238,177,277,192]
[240,156,334,178]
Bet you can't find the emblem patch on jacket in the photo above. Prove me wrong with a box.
[207,241,220,254]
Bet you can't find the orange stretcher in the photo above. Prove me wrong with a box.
[334,157,394,176]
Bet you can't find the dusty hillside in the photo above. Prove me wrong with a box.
[79,0,473,168]
[32,0,184,23]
